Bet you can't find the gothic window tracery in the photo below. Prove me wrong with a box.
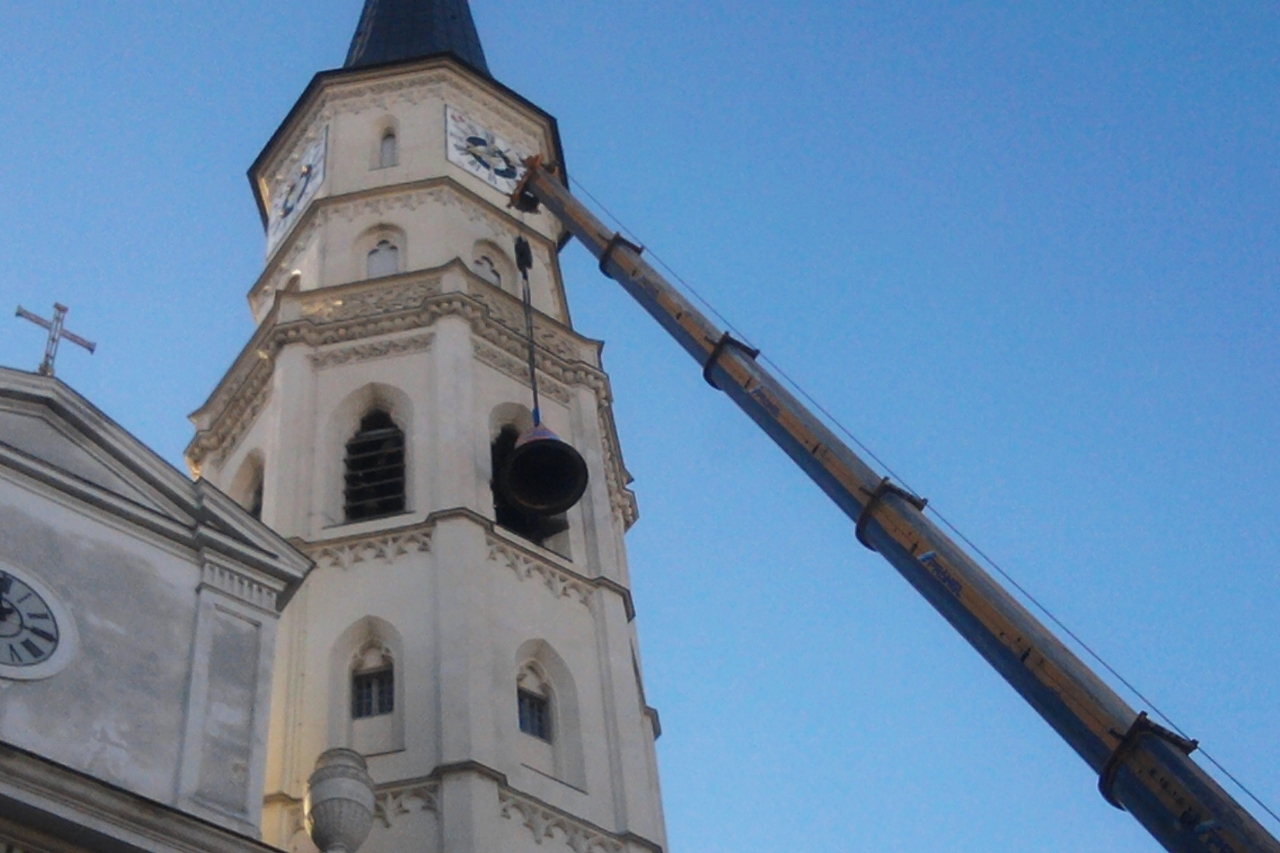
[341,632,403,756]
[472,241,517,295]
[475,255,501,288]
[352,645,395,719]
[366,239,400,278]
[517,663,553,742]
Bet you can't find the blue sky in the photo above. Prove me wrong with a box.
[1,2,1278,851]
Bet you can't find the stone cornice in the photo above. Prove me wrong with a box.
[482,523,637,621]
[283,510,636,616]
[262,765,663,853]
[187,266,638,529]
[499,788,663,853]
[297,519,434,571]
[486,533,594,607]
[0,743,277,853]
[373,779,439,828]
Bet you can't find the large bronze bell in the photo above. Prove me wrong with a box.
[498,424,589,516]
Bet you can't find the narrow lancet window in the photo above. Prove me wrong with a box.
[344,410,405,521]
[379,130,398,168]
[248,477,264,520]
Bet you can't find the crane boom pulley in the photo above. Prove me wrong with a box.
[511,156,1280,853]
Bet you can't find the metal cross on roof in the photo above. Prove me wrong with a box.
[14,303,96,378]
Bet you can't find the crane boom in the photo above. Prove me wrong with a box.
[512,158,1280,853]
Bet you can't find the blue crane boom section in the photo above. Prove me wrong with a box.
[514,158,1280,853]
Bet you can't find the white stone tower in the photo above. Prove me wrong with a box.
[185,3,668,852]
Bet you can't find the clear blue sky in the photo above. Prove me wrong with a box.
[2,3,1277,851]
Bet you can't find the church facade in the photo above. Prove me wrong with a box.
[0,368,310,853]
[186,2,668,853]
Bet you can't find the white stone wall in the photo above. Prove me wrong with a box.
[0,384,303,839]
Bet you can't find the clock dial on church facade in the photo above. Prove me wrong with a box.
[445,105,528,193]
[0,565,72,680]
[267,127,329,255]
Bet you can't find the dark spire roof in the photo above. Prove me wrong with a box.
[344,0,490,76]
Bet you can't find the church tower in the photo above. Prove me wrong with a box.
[186,3,668,853]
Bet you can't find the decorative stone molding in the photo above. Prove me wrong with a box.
[305,523,434,571]
[301,279,442,323]
[374,781,440,828]
[487,535,593,607]
[200,562,278,612]
[310,333,434,370]
[595,404,639,530]
[473,340,572,405]
[466,277,578,361]
[190,272,639,529]
[499,790,624,853]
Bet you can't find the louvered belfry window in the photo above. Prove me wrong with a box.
[344,410,406,521]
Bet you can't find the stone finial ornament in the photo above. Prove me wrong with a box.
[305,749,376,853]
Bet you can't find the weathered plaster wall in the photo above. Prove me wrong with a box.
[0,485,195,803]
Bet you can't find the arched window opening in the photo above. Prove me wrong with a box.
[379,130,398,168]
[475,255,502,288]
[472,241,517,296]
[491,424,569,554]
[353,666,394,719]
[514,652,584,787]
[230,453,265,521]
[518,690,551,741]
[516,662,555,775]
[344,410,405,522]
[248,477,264,521]
[348,641,400,755]
[366,239,399,278]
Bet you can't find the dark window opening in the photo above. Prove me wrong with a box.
[491,425,568,547]
[248,477,264,520]
[345,410,406,522]
[518,689,551,741]
[352,667,395,719]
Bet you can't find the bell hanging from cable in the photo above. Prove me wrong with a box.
[497,236,589,517]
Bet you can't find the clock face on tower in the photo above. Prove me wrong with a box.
[267,127,329,255]
[446,105,528,194]
[0,566,73,679]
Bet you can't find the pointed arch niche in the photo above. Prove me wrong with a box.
[329,616,406,756]
[356,224,407,280]
[324,383,415,528]
[514,639,586,789]
[472,240,517,296]
[489,403,571,558]
[228,450,265,520]
[373,116,399,169]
